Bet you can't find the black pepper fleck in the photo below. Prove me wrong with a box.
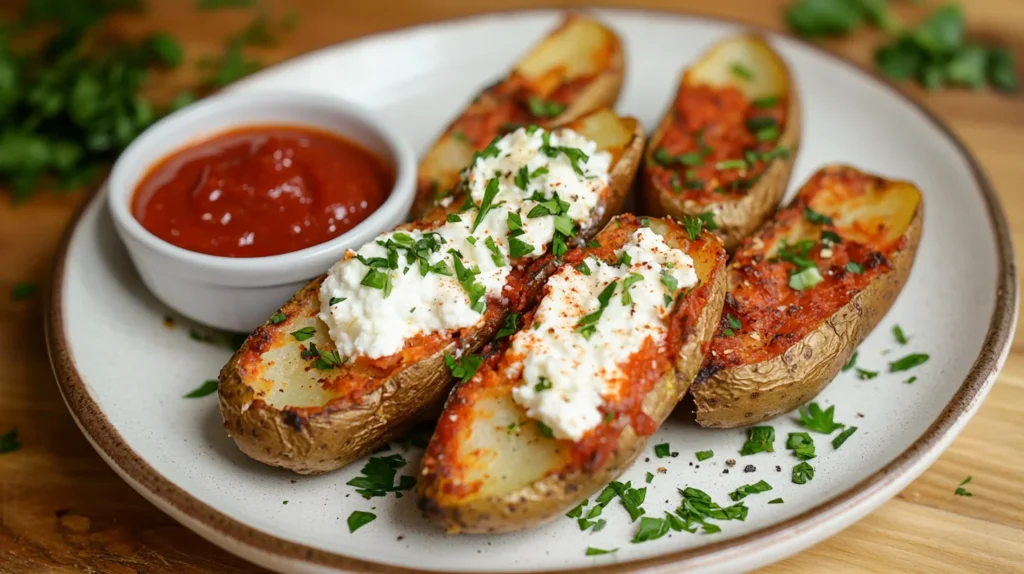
[775,465,782,472]
[723,469,729,474]
[744,465,756,473]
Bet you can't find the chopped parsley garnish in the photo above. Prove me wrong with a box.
[576,281,617,339]
[360,268,392,296]
[730,62,754,80]
[585,547,617,556]
[11,282,37,300]
[619,484,647,522]
[728,480,773,502]
[0,429,21,454]
[803,206,834,225]
[577,260,592,276]
[660,271,678,293]
[183,379,219,398]
[506,422,521,435]
[527,191,570,219]
[857,368,879,380]
[484,236,506,266]
[314,349,342,370]
[507,211,524,232]
[753,96,779,108]
[269,313,287,324]
[674,486,749,534]
[618,252,632,267]
[653,148,703,167]
[715,159,748,171]
[535,421,555,438]
[792,462,815,484]
[654,443,672,458]
[471,177,500,233]
[347,511,376,532]
[722,314,742,336]
[682,214,706,240]
[530,166,549,178]
[893,324,909,344]
[740,426,775,455]
[621,273,644,306]
[566,500,588,518]
[832,426,858,449]
[889,353,929,372]
[508,236,535,259]
[789,266,823,291]
[777,239,817,270]
[526,96,566,118]
[797,403,844,434]
[451,253,486,314]
[328,297,346,306]
[786,432,817,460]
[534,378,553,392]
[905,376,918,384]
[842,351,858,372]
[697,211,719,230]
[444,353,483,384]
[587,239,601,248]
[346,454,415,498]
[290,327,316,342]
[955,476,973,497]
[821,230,842,246]
[632,516,670,542]
[755,124,780,142]
[695,450,714,461]
[646,472,655,483]
[846,261,864,274]
[496,312,520,339]
[768,498,784,504]
[514,165,530,191]
[746,116,778,133]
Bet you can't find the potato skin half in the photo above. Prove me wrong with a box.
[417,216,728,533]
[690,167,924,428]
[410,14,624,219]
[641,34,801,251]
[218,116,645,475]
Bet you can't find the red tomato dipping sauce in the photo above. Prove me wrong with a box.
[132,125,393,258]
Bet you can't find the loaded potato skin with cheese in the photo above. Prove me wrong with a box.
[218,109,645,475]
[690,165,923,428]
[641,33,801,251]
[417,214,727,533]
[413,13,625,219]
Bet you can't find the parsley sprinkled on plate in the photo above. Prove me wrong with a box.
[585,546,617,556]
[889,353,929,372]
[797,403,844,433]
[792,462,815,485]
[183,380,218,398]
[346,454,415,499]
[955,476,974,497]
[728,480,773,502]
[832,426,858,449]
[740,426,775,455]
[444,354,483,384]
[695,450,714,462]
[786,433,816,460]
[347,510,376,532]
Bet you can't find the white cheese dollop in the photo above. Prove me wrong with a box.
[509,228,699,441]
[318,127,611,360]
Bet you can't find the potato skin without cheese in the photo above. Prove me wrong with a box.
[416,214,727,533]
[690,165,924,428]
[217,110,645,475]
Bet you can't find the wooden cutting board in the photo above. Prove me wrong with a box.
[1,0,1021,572]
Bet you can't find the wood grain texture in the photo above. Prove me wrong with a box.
[1,0,1022,572]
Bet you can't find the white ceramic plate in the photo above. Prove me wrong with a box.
[47,8,1017,574]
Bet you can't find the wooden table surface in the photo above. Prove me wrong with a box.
[1,0,1022,572]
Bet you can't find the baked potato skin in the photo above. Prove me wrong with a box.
[641,34,801,251]
[690,165,924,428]
[411,14,624,219]
[218,112,645,475]
[417,215,727,533]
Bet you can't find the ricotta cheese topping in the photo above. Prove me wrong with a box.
[318,126,611,360]
[509,228,699,441]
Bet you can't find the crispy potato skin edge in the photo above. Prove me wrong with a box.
[640,36,801,252]
[419,230,728,534]
[216,123,646,475]
[690,201,924,428]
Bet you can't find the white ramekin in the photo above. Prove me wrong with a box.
[107,91,416,333]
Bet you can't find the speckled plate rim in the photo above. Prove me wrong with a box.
[45,7,1018,574]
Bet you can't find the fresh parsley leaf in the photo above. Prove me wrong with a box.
[183,380,218,398]
[496,312,520,339]
[832,426,858,449]
[566,500,587,518]
[347,510,376,532]
[620,486,647,522]
[905,376,918,384]
[846,261,864,274]
[786,432,817,460]
[731,62,754,80]
[535,421,555,438]
[471,177,500,232]
[889,353,929,372]
[269,313,287,324]
[856,368,879,380]
[803,206,833,225]
[655,443,672,458]
[291,327,316,342]
[508,236,534,259]
[682,214,705,240]
[585,547,617,556]
[646,472,655,483]
[798,403,844,434]
[0,429,22,453]
[785,0,864,37]
[328,297,346,306]
[789,266,823,291]
[728,480,773,502]
[346,454,415,498]
[621,272,643,306]
[955,475,973,497]
[696,450,714,461]
[792,462,815,484]
[842,351,858,372]
[740,426,775,455]
[526,96,566,118]
[444,353,483,384]
[632,516,670,543]
[893,324,909,344]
